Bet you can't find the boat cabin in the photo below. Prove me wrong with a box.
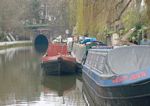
[85,46,150,76]
[46,43,68,56]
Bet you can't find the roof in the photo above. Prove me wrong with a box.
[107,46,150,74]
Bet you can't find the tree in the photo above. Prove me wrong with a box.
[0,0,31,34]
[67,0,150,40]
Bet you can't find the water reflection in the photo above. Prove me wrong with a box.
[0,47,86,106]
[0,47,42,106]
[42,75,76,96]
[41,75,86,106]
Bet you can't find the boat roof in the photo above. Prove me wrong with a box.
[89,48,112,52]
[107,46,150,74]
[87,46,150,75]
[47,43,68,56]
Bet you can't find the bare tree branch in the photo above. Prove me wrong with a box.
[115,0,124,10]
[111,0,132,24]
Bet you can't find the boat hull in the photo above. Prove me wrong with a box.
[41,57,77,75]
[82,68,150,106]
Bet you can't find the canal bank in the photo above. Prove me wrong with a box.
[0,41,32,50]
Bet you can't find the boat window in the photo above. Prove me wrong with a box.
[97,55,107,72]
[88,55,92,65]
[85,51,92,65]
[91,54,95,68]
[85,50,109,74]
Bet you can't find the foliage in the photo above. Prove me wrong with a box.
[0,0,31,38]
[122,10,140,30]
[30,0,41,23]
[76,0,85,35]
[0,32,6,41]
[145,0,150,23]
[0,0,150,41]
[68,0,150,41]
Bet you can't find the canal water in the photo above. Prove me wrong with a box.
[0,47,86,106]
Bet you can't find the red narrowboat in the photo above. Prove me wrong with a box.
[41,43,77,75]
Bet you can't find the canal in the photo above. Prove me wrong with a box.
[0,47,86,106]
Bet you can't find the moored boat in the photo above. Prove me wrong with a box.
[82,46,150,106]
[41,43,77,75]
[71,41,106,64]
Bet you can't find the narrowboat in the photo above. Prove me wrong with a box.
[41,43,77,75]
[71,41,106,65]
[82,46,150,106]
[71,41,106,73]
